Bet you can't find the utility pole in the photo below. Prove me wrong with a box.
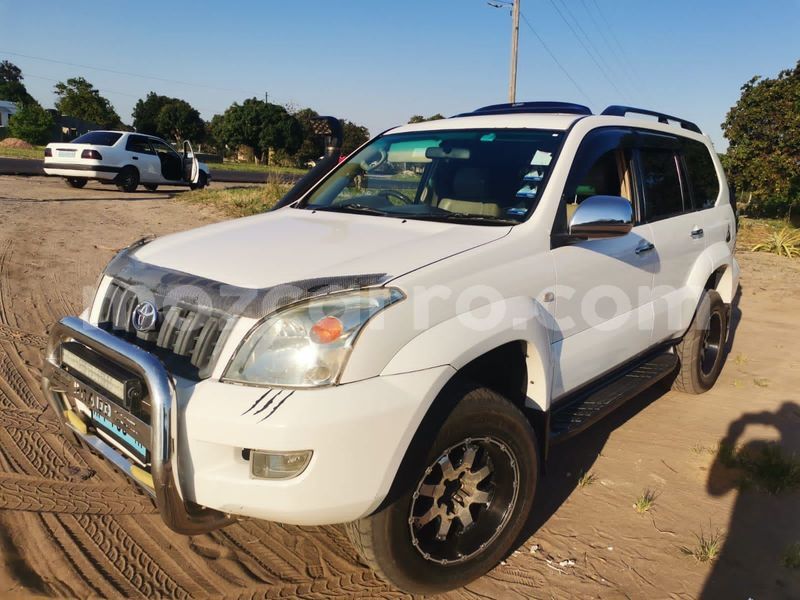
[508,0,520,102]
[265,91,269,104]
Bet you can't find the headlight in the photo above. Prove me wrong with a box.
[223,288,404,387]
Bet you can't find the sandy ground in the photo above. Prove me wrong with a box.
[0,174,798,599]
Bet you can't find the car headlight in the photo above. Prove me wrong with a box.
[223,288,404,387]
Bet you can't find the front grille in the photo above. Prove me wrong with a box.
[98,281,232,379]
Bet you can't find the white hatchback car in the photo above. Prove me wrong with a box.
[42,102,738,594]
[43,130,210,192]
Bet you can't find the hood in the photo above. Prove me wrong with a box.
[131,208,510,288]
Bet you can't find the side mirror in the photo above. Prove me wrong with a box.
[569,195,633,238]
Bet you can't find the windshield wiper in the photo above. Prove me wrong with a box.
[408,212,520,226]
[310,203,389,216]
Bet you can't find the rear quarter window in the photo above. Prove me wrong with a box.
[680,138,720,210]
[72,131,123,146]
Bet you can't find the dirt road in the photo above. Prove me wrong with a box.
[0,175,798,598]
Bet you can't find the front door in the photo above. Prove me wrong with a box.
[182,140,200,184]
[549,127,656,397]
[125,135,161,183]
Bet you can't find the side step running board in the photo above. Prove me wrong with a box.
[550,352,678,442]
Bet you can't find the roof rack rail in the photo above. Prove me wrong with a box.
[455,101,593,117]
[601,105,701,134]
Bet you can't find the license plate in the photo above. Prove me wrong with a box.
[57,150,75,158]
[70,379,150,461]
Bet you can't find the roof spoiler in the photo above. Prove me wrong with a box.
[454,101,592,117]
[600,105,701,134]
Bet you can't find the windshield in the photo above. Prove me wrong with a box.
[72,131,123,146]
[302,129,564,224]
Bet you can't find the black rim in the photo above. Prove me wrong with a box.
[121,172,136,189]
[408,437,519,565]
[700,311,723,376]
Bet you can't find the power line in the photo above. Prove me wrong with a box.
[586,0,653,103]
[519,11,594,105]
[545,0,626,99]
[555,0,633,100]
[0,49,260,96]
[23,72,229,117]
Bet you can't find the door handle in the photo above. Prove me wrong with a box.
[635,241,655,255]
[691,227,704,238]
[132,156,139,160]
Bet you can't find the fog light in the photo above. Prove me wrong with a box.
[250,450,312,480]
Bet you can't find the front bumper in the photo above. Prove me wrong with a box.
[42,317,232,534]
[43,317,455,530]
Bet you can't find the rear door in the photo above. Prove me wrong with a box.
[125,135,160,183]
[638,132,706,342]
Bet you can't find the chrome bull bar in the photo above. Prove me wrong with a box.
[42,316,232,534]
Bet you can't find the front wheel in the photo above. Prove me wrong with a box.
[190,171,208,191]
[345,383,539,594]
[673,289,728,393]
[65,177,87,189]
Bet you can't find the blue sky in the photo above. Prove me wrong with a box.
[1,0,798,150]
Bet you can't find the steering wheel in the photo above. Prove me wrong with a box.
[359,148,387,171]
[379,189,413,205]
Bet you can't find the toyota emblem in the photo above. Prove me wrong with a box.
[131,301,158,332]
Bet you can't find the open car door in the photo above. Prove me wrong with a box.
[182,140,200,184]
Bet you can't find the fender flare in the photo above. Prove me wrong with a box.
[381,296,553,411]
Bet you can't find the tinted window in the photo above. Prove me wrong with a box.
[555,127,635,233]
[125,135,153,154]
[681,139,719,210]
[72,131,123,146]
[639,149,684,221]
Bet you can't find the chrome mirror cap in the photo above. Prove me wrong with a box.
[568,195,633,238]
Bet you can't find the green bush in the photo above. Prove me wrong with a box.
[8,103,54,145]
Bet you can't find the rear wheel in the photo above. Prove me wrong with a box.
[116,166,139,193]
[345,383,539,594]
[673,289,727,393]
[65,177,87,189]
[143,184,158,192]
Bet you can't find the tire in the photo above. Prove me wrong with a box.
[65,177,87,189]
[673,289,728,394]
[143,184,158,192]
[345,382,539,594]
[116,166,139,193]
[190,171,208,191]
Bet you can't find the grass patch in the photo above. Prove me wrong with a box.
[182,182,291,218]
[717,442,800,494]
[633,489,658,514]
[751,226,800,258]
[753,377,770,388]
[577,471,597,488]
[738,217,799,254]
[211,161,307,176]
[0,145,46,160]
[783,543,800,569]
[681,527,724,562]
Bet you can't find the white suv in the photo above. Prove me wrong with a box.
[42,102,738,594]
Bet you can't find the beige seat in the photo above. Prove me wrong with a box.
[438,167,501,217]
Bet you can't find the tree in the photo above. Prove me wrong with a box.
[156,99,205,141]
[54,77,121,129]
[132,92,171,135]
[292,107,325,165]
[8,103,54,144]
[341,120,370,155]
[0,60,36,106]
[722,61,800,217]
[214,98,302,163]
[131,92,205,141]
[408,113,445,124]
